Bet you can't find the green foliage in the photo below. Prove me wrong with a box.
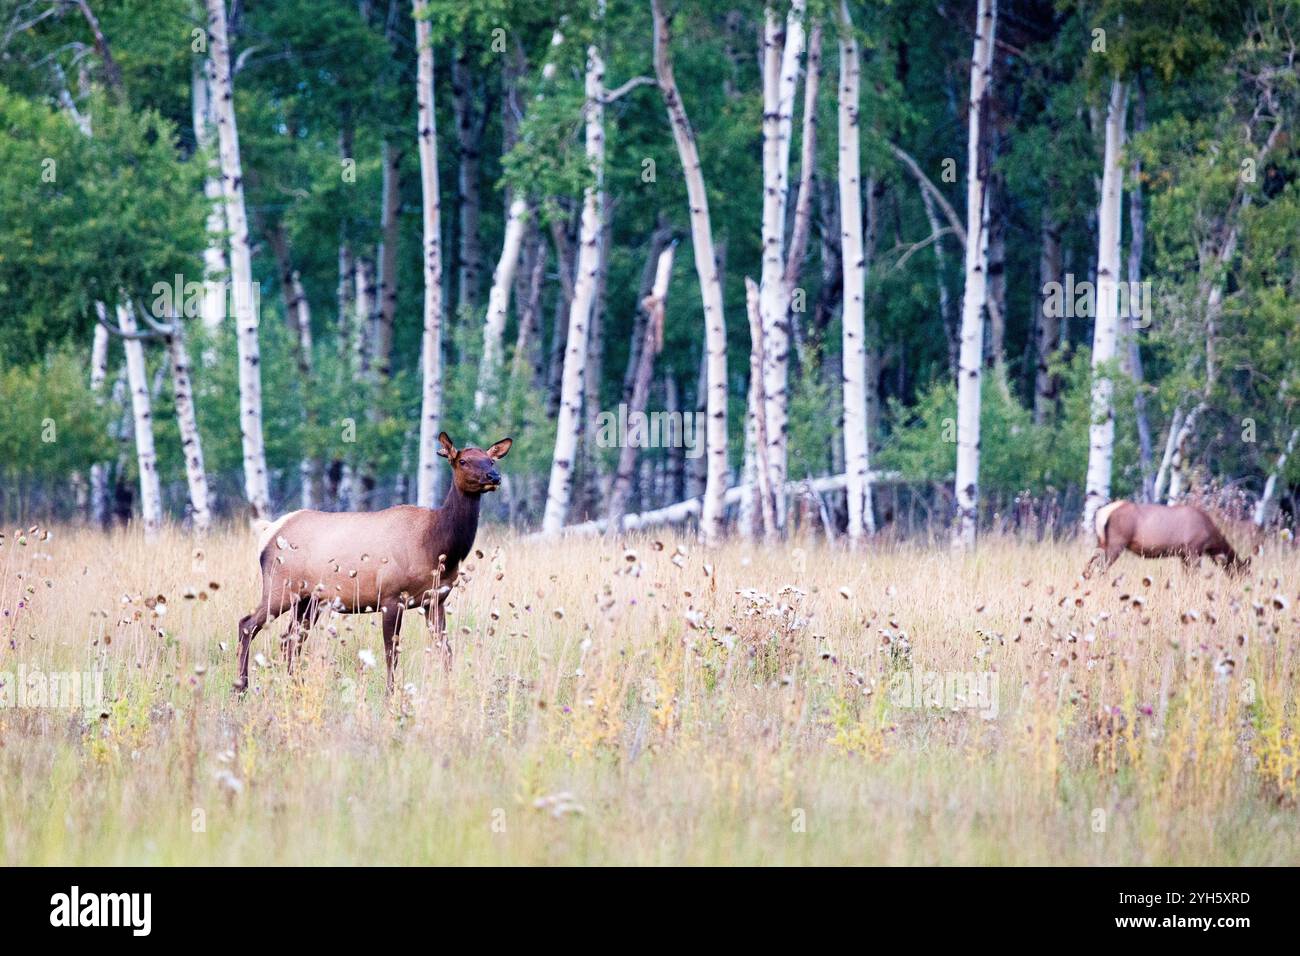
[439,321,555,475]
[0,84,205,358]
[0,350,115,484]
[787,354,838,481]
[1082,0,1247,83]
[1,0,1298,524]
[878,354,1129,498]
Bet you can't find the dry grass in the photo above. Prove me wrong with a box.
[0,520,1297,865]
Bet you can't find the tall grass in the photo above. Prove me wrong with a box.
[0,522,1295,865]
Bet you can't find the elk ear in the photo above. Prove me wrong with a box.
[437,431,458,460]
[486,437,513,461]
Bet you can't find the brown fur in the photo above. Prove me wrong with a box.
[235,432,511,692]
[1084,501,1249,577]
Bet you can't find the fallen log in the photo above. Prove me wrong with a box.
[554,471,903,536]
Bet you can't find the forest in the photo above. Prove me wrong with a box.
[4,0,1300,875]
[1,0,1298,543]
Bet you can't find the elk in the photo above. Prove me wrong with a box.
[235,432,511,693]
[1084,500,1249,577]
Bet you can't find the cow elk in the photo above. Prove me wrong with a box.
[1084,500,1249,578]
[235,432,511,693]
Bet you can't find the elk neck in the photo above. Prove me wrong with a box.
[429,480,482,568]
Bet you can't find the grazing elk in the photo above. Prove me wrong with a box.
[234,432,511,693]
[1084,500,1249,577]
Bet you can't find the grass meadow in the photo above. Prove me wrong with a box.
[1,522,1297,865]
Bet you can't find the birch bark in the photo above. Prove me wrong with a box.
[758,1,806,526]
[607,242,676,529]
[414,0,445,508]
[475,196,529,411]
[89,324,111,526]
[1082,76,1129,531]
[745,276,777,539]
[837,0,873,541]
[1255,425,1299,527]
[952,0,997,548]
[206,0,270,519]
[541,40,606,533]
[166,323,212,531]
[115,304,163,536]
[192,56,228,332]
[652,0,729,546]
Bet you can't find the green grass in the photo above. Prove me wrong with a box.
[1,523,1296,865]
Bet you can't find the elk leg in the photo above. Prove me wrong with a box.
[1084,540,1124,578]
[381,603,404,694]
[235,606,270,692]
[298,596,322,654]
[1082,549,1104,579]
[281,596,318,675]
[236,580,298,692]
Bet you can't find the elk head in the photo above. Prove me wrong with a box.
[438,431,512,494]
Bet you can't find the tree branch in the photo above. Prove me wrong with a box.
[889,142,966,247]
[602,75,655,103]
[95,307,163,341]
[94,301,177,341]
[885,226,958,274]
[75,0,125,101]
[233,43,264,75]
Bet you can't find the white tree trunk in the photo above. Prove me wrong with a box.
[1152,404,1184,503]
[89,323,111,526]
[541,42,606,534]
[1161,403,1205,503]
[1082,76,1129,531]
[784,18,821,298]
[1255,426,1298,527]
[475,196,529,411]
[758,1,805,527]
[166,324,212,531]
[113,304,163,536]
[607,242,677,529]
[773,3,804,225]
[952,0,997,549]
[414,0,445,508]
[837,0,874,542]
[744,277,777,540]
[206,0,270,520]
[192,56,228,332]
[652,0,729,546]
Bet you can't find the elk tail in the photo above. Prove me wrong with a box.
[1094,500,1124,549]
[254,512,302,570]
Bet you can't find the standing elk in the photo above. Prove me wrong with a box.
[1084,500,1250,577]
[234,432,511,693]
